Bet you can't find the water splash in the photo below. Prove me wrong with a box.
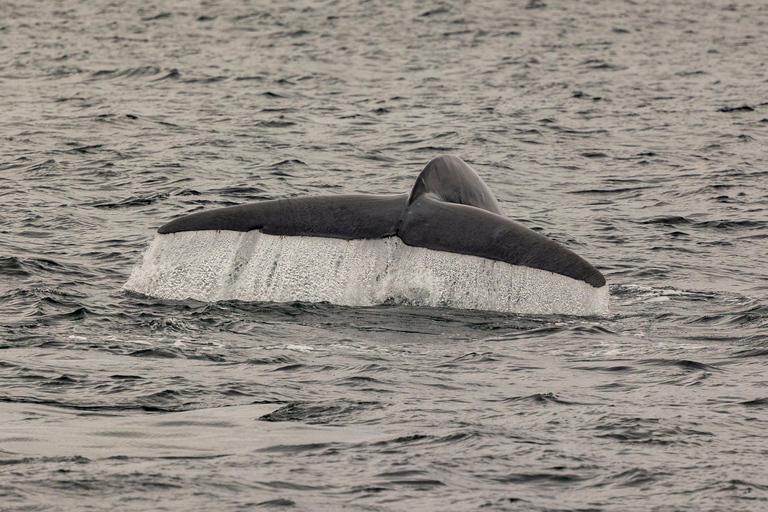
[124,231,609,316]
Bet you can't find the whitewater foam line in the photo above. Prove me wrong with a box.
[124,231,610,316]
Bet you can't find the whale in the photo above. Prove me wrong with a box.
[125,155,608,315]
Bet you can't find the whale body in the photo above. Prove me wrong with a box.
[125,156,608,315]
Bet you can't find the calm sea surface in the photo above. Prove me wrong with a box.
[1,0,767,510]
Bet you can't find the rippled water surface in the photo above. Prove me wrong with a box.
[2,0,768,510]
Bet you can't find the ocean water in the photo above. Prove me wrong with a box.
[1,0,768,510]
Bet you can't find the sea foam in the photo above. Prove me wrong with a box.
[124,231,609,316]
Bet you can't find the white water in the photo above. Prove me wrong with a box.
[124,231,609,316]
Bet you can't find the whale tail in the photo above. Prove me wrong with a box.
[155,155,605,288]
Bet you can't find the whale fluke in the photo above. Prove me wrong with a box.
[157,155,605,288]
[127,155,608,315]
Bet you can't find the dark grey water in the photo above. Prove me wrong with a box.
[2,0,768,510]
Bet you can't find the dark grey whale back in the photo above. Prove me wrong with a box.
[158,156,606,288]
